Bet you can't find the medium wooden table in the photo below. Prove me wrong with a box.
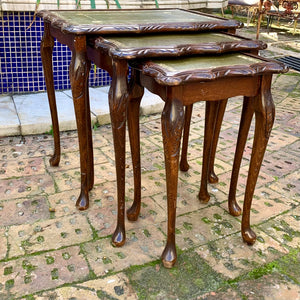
[37,8,243,212]
[87,32,266,250]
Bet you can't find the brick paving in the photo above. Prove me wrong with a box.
[0,22,300,300]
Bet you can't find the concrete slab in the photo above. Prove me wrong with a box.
[64,87,111,125]
[65,86,164,125]
[0,95,21,137]
[140,89,164,116]
[13,92,96,135]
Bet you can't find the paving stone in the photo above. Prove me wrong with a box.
[138,170,167,198]
[274,108,297,125]
[145,134,164,151]
[0,135,80,161]
[272,74,300,95]
[0,136,23,146]
[8,214,93,257]
[0,140,53,161]
[83,226,165,276]
[224,96,243,111]
[258,207,300,249]
[127,250,225,299]
[140,136,163,154]
[0,174,55,201]
[0,228,7,260]
[139,151,166,174]
[273,109,299,136]
[277,96,300,112]
[22,133,77,146]
[267,128,299,151]
[87,181,165,237]
[0,157,46,179]
[268,170,300,202]
[215,141,254,165]
[186,123,205,142]
[47,189,81,218]
[94,161,127,183]
[153,181,228,217]
[197,288,241,300]
[83,185,118,238]
[177,158,234,191]
[126,197,166,230]
[79,273,138,299]
[159,206,241,251]
[51,160,118,192]
[46,151,81,172]
[285,140,300,156]
[0,246,89,299]
[206,165,275,201]
[143,118,163,135]
[44,150,107,173]
[0,196,50,226]
[92,127,112,148]
[282,115,300,137]
[139,112,160,125]
[198,273,300,300]
[95,144,118,163]
[50,168,81,192]
[139,89,164,117]
[262,149,299,178]
[195,229,288,279]
[30,287,100,300]
[234,273,300,300]
[220,186,295,226]
[215,126,241,150]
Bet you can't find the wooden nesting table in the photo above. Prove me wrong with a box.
[37,9,287,268]
[87,32,267,258]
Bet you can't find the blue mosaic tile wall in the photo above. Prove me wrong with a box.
[0,11,111,94]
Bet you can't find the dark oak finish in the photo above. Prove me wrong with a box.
[129,53,288,267]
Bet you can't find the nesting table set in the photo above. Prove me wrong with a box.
[38,9,288,267]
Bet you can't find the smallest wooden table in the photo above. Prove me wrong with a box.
[129,53,288,267]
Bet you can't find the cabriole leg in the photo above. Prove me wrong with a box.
[228,97,254,216]
[180,104,193,172]
[198,101,218,202]
[161,98,184,268]
[40,22,60,167]
[242,75,275,244]
[208,99,228,184]
[127,69,144,221]
[110,59,129,247]
[69,35,92,210]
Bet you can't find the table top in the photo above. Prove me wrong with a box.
[91,32,266,59]
[37,9,243,35]
[130,53,288,85]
